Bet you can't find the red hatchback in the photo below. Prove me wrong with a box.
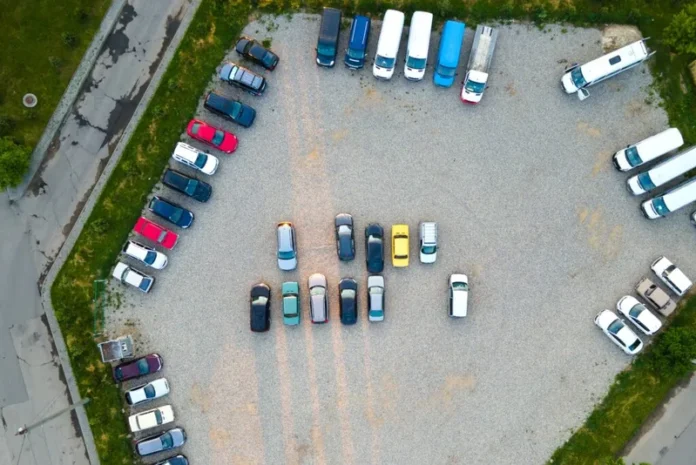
[133,217,179,250]
[186,119,238,154]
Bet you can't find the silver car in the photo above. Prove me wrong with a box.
[308,273,328,324]
[277,222,297,270]
[135,427,186,457]
[367,275,385,322]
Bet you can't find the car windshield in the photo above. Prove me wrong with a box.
[144,384,156,398]
[406,56,427,69]
[169,208,183,223]
[212,130,225,146]
[465,79,486,94]
[628,304,645,319]
[262,53,276,67]
[637,172,656,191]
[137,358,150,374]
[190,122,201,134]
[652,197,670,216]
[194,153,208,168]
[184,180,198,196]
[570,66,587,88]
[341,289,356,299]
[310,287,324,296]
[422,245,436,254]
[625,146,642,167]
[230,101,242,119]
[253,296,268,306]
[143,250,157,265]
[375,55,395,69]
[436,64,456,77]
[452,282,469,291]
[278,250,295,260]
[160,433,173,449]
[347,48,364,59]
[607,320,624,335]
[317,44,336,57]
[629,339,642,351]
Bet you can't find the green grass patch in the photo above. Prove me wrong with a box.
[0,0,111,147]
[50,0,696,463]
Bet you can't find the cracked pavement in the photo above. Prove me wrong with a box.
[0,1,194,464]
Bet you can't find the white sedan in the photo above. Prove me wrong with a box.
[125,378,170,406]
[122,240,168,269]
[128,405,174,433]
[616,296,662,336]
[594,310,643,355]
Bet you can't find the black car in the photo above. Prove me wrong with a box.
[365,223,384,273]
[204,91,256,128]
[235,36,279,71]
[148,196,194,229]
[335,213,355,261]
[250,282,271,332]
[339,278,358,325]
[162,169,212,203]
[219,62,267,96]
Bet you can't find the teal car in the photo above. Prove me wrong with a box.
[282,282,300,325]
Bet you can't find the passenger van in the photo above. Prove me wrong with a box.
[642,177,696,219]
[344,15,371,69]
[404,11,433,81]
[433,20,466,87]
[613,128,684,172]
[627,146,696,195]
[561,39,654,101]
[316,7,342,67]
[373,10,405,80]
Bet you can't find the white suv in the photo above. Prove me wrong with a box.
[112,262,155,293]
[172,142,219,175]
[651,256,693,296]
[128,405,174,433]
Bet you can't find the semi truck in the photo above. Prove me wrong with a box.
[461,25,499,104]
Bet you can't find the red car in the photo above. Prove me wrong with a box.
[186,119,238,154]
[133,217,179,250]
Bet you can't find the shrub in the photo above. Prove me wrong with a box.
[0,116,16,136]
[49,56,64,70]
[664,3,696,55]
[650,326,696,377]
[62,32,78,48]
[0,137,32,189]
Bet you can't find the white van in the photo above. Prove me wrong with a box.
[561,39,654,101]
[373,10,405,80]
[613,128,684,172]
[627,146,696,195]
[172,142,219,176]
[642,176,696,219]
[404,11,433,81]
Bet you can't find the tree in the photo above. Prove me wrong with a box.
[0,137,32,189]
[651,326,696,378]
[664,3,696,55]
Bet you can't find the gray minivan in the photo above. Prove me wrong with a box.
[316,7,342,67]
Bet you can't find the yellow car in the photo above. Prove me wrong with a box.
[392,224,409,267]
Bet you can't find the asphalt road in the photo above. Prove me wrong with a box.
[109,18,696,465]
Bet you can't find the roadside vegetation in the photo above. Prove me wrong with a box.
[0,0,111,181]
[49,0,696,464]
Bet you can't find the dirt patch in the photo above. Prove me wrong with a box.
[601,25,643,53]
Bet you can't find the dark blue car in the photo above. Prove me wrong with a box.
[344,15,370,69]
[148,196,194,229]
[339,278,358,325]
[162,169,212,203]
[204,91,256,128]
[335,213,355,261]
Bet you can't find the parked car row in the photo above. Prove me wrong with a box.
[276,217,439,272]
[594,256,692,355]
[316,8,499,103]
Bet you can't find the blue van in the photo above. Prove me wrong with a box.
[344,15,371,69]
[433,20,466,87]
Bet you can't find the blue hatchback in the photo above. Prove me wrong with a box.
[344,15,370,69]
[148,196,194,229]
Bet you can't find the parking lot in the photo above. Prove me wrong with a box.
[108,16,696,465]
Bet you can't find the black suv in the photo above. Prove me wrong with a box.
[162,169,212,203]
[250,283,271,332]
[235,36,279,71]
[204,91,256,128]
[219,62,266,96]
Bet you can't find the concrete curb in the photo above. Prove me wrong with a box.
[38,1,202,464]
[7,0,128,201]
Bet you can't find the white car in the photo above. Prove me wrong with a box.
[172,141,219,176]
[449,274,469,318]
[128,405,174,433]
[112,262,155,293]
[125,378,170,406]
[122,241,168,270]
[594,310,643,355]
[651,256,693,296]
[616,296,662,336]
[367,275,385,322]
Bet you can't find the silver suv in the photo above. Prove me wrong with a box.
[309,273,328,323]
[276,222,297,270]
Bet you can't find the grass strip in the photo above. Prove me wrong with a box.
[49,0,696,463]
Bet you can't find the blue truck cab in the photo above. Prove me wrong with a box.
[344,15,371,69]
[316,7,342,67]
[433,20,466,87]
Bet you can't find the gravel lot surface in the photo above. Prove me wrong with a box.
[108,16,696,465]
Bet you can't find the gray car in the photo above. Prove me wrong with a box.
[277,222,298,270]
[136,427,186,457]
[309,273,328,324]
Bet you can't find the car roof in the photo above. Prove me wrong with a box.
[277,223,294,248]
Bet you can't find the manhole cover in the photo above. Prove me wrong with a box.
[23,93,38,108]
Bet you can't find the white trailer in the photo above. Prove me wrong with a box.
[460,25,499,104]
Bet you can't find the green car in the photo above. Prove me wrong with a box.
[282,281,300,325]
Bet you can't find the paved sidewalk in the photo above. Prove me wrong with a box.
[0,0,200,463]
